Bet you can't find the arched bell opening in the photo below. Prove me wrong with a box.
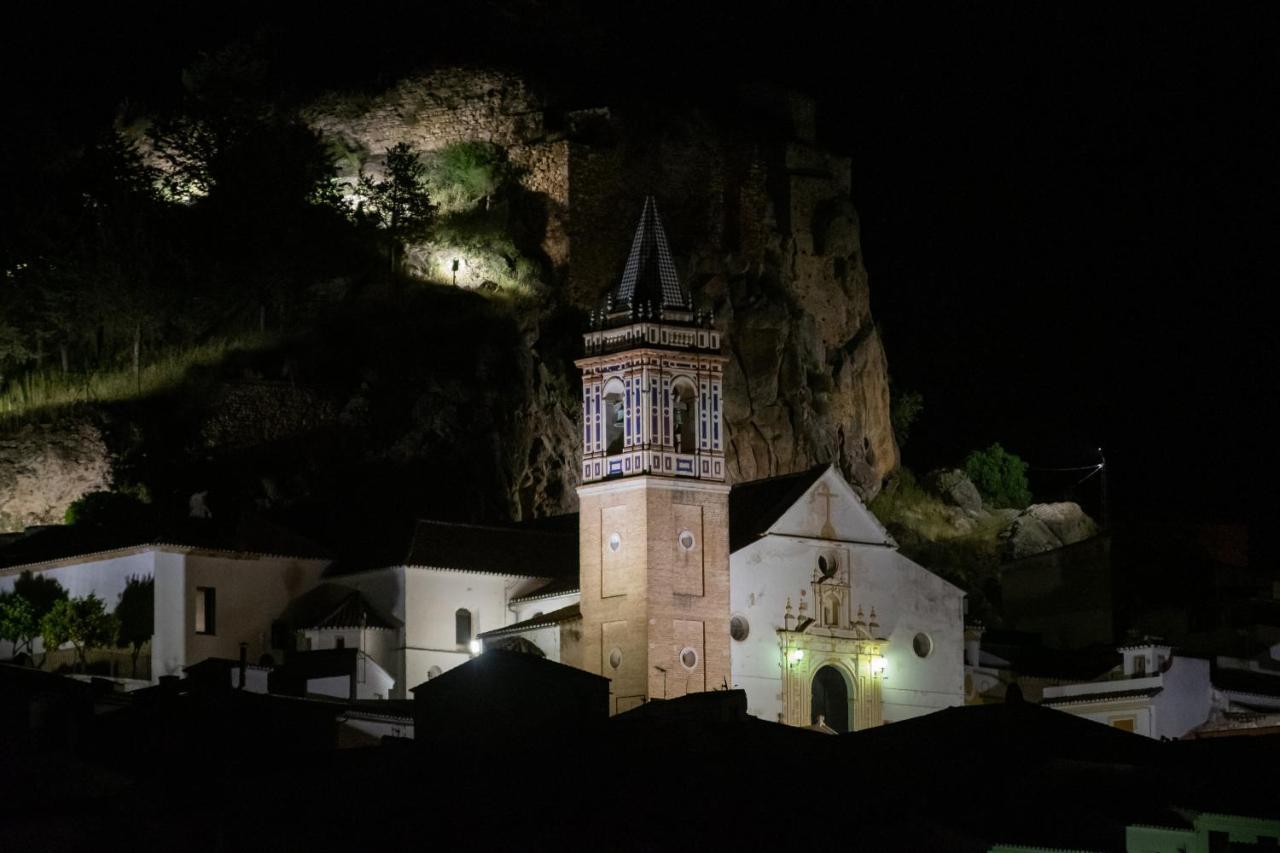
[672,377,697,453]
[603,378,625,454]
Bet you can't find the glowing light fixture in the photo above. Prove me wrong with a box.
[872,656,887,675]
[469,639,483,655]
[787,649,804,664]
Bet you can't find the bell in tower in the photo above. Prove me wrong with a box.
[575,196,731,714]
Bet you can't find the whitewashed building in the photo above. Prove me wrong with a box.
[0,522,328,679]
[1041,639,1280,738]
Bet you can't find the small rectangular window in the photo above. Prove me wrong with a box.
[195,587,216,635]
[335,636,345,649]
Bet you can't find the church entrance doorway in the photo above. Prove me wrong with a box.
[811,665,849,732]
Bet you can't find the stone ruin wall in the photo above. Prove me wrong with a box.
[304,68,571,268]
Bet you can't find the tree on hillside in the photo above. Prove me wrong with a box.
[427,141,515,212]
[356,142,436,274]
[115,576,155,678]
[964,442,1032,509]
[41,594,119,673]
[890,386,924,450]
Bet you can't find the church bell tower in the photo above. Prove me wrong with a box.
[576,197,730,714]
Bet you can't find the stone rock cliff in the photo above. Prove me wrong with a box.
[0,68,898,531]
[305,69,898,509]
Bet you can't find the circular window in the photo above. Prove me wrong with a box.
[817,554,837,578]
[678,530,696,551]
[679,647,699,671]
[913,632,933,658]
[730,614,750,642]
[608,648,623,669]
[427,665,442,680]
[608,532,621,553]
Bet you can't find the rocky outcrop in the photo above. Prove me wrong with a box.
[0,416,113,532]
[0,69,900,529]
[1000,502,1099,560]
[926,469,984,514]
[305,70,898,502]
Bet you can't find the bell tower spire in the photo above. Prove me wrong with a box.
[576,197,731,714]
[579,196,726,484]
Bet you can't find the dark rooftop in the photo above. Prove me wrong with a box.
[402,519,577,579]
[0,515,330,573]
[1041,686,1164,706]
[277,583,402,631]
[478,603,581,639]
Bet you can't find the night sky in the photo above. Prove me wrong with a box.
[4,3,1271,527]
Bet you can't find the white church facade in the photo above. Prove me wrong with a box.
[0,197,966,732]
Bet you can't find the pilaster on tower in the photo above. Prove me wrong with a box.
[575,196,728,484]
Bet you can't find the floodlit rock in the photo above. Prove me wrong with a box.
[0,416,114,533]
[999,502,1098,560]
[1000,512,1062,560]
[1025,502,1097,546]
[305,69,899,503]
[926,469,984,514]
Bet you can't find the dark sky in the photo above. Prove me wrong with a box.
[4,3,1272,525]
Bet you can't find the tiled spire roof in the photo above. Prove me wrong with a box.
[612,196,688,309]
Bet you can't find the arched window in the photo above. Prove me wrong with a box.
[672,378,697,453]
[603,378,625,454]
[455,608,473,646]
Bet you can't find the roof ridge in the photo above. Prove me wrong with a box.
[412,518,575,537]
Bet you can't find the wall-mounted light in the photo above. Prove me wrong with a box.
[787,648,804,664]
[469,639,483,656]
[871,655,887,675]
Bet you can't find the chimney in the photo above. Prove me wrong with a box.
[238,642,248,690]
[964,624,985,669]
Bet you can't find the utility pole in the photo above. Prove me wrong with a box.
[1097,447,1110,530]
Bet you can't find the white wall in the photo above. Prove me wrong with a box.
[180,552,327,671]
[0,550,156,659]
[401,568,520,693]
[300,627,400,699]
[730,536,965,724]
[337,566,534,698]
[153,550,186,677]
[1153,655,1211,738]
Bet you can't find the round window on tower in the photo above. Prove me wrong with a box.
[608,532,622,553]
[730,614,750,642]
[678,530,696,551]
[609,647,623,670]
[913,632,933,658]
[679,647,699,671]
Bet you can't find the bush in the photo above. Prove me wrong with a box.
[64,491,150,528]
[963,443,1032,509]
[425,142,514,213]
